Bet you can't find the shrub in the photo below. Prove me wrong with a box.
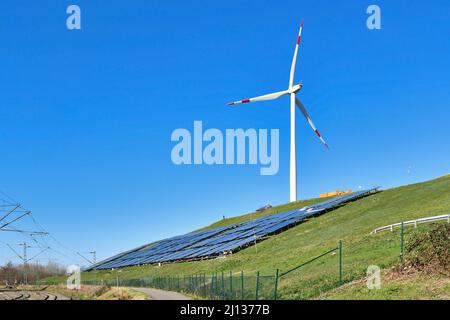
[404,223,450,274]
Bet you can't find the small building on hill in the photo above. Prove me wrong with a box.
[320,190,352,198]
[256,204,272,212]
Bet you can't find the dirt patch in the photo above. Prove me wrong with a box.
[97,287,148,300]
[46,285,148,300]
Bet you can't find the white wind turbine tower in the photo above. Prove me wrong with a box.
[227,20,329,202]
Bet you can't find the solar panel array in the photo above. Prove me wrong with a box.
[89,188,378,270]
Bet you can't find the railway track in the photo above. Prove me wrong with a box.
[0,289,61,300]
[0,291,23,300]
[44,293,57,300]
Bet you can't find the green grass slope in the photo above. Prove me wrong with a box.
[320,270,450,300]
[47,174,450,299]
[197,196,335,231]
[321,223,450,300]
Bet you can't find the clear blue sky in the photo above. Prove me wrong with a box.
[0,0,449,265]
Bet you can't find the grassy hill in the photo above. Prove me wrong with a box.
[319,270,450,300]
[321,222,450,300]
[45,174,450,299]
[196,196,334,231]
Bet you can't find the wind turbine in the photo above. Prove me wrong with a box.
[227,20,329,202]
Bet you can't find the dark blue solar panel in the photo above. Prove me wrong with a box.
[89,188,378,270]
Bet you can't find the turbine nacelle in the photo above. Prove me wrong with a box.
[288,83,303,94]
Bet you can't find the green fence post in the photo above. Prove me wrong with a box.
[210,273,214,298]
[339,240,343,287]
[229,271,233,299]
[400,222,404,264]
[274,269,279,300]
[221,272,225,299]
[241,271,244,300]
[194,274,197,292]
[255,271,260,300]
[216,273,219,299]
[203,274,207,297]
[214,273,218,299]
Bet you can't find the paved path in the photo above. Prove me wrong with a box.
[131,287,191,300]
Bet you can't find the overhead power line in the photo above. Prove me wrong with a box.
[0,189,96,266]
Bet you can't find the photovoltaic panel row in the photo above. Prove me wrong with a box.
[89,226,231,269]
[89,188,378,270]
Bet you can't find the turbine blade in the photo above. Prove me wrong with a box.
[289,19,304,88]
[227,90,288,106]
[295,97,329,149]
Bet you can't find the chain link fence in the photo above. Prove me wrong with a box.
[77,270,278,300]
[275,242,342,300]
[40,220,449,299]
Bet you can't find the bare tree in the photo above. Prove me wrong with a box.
[0,261,66,286]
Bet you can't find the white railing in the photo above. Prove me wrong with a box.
[371,214,450,234]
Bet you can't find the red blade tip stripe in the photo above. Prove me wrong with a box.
[297,36,301,45]
[242,99,250,103]
[315,130,322,138]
